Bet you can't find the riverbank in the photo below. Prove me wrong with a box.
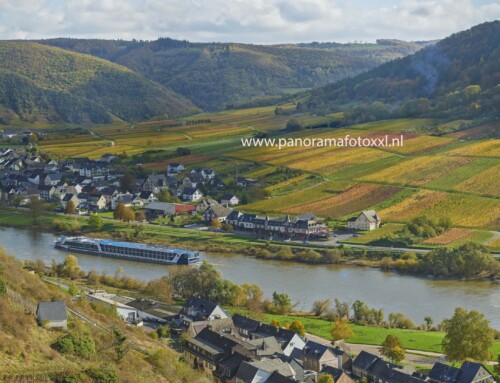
[0,208,498,282]
[2,225,499,329]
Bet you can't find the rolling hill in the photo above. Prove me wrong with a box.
[307,21,500,121]
[0,42,196,124]
[39,38,431,111]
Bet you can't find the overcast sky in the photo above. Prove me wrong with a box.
[0,0,499,43]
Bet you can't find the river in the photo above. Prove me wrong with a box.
[2,227,499,328]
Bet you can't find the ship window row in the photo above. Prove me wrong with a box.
[100,245,176,260]
[67,241,98,250]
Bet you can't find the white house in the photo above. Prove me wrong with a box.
[347,210,381,231]
[181,187,203,202]
[220,193,239,206]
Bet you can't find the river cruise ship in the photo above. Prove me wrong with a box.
[55,236,200,265]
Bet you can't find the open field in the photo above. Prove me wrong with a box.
[343,223,405,244]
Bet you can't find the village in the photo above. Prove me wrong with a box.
[0,147,380,240]
[34,289,495,383]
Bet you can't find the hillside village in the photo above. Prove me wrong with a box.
[0,147,372,239]
[39,289,496,383]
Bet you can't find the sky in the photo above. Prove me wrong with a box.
[0,0,499,43]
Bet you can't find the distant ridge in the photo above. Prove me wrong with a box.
[39,37,430,111]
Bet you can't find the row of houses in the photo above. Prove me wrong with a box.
[35,294,495,383]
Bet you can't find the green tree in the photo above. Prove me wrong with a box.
[0,277,6,296]
[28,196,45,225]
[63,255,80,278]
[318,374,335,383]
[285,118,303,131]
[424,316,434,331]
[269,292,292,314]
[88,214,104,231]
[442,307,494,362]
[87,364,119,383]
[65,200,76,214]
[331,319,354,341]
[112,327,128,361]
[289,320,305,337]
[119,173,135,192]
[381,335,406,363]
[68,282,79,296]
[156,325,170,338]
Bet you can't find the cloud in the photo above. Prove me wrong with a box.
[0,0,498,43]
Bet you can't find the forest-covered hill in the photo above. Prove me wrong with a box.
[39,38,430,110]
[0,42,196,124]
[307,21,500,122]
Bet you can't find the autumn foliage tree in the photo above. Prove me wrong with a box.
[288,320,305,337]
[331,319,354,341]
[381,335,405,363]
[65,200,76,214]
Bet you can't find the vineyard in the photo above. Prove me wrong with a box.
[423,228,493,246]
[29,105,500,240]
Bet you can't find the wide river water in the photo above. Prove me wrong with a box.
[1,227,499,328]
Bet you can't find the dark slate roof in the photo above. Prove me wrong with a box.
[353,350,379,371]
[456,362,492,383]
[36,301,67,322]
[227,210,242,221]
[369,359,402,382]
[181,296,219,319]
[139,191,154,199]
[182,187,200,195]
[240,213,256,222]
[192,328,239,353]
[302,340,330,360]
[255,323,298,348]
[320,366,346,381]
[266,371,296,383]
[232,314,260,332]
[216,353,246,379]
[235,361,259,382]
[429,362,461,383]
